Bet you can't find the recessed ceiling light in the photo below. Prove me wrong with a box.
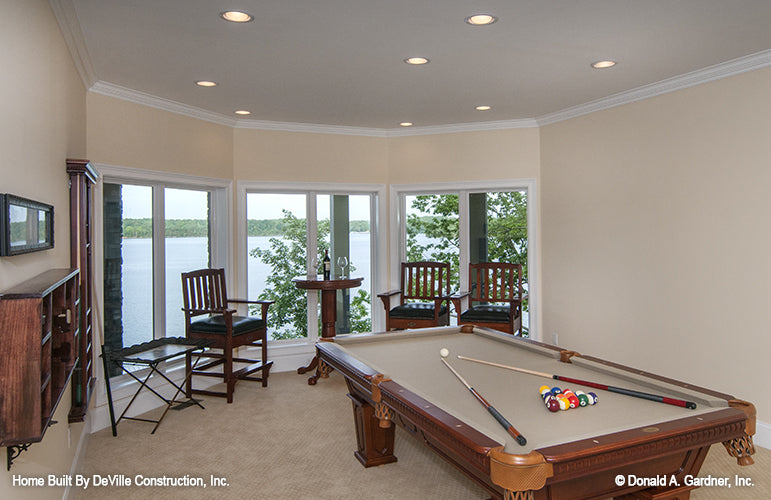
[465,14,498,26]
[404,57,429,65]
[591,60,617,69]
[219,11,253,23]
[234,110,251,115]
[400,122,413,127]
[475,105,491,111]
[195,80,218,87]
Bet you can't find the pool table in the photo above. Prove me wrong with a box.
[316,325,755,500]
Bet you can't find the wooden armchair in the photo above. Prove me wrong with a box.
[378,262,451,331]
[181,268,273,403]
[451,262,525,335]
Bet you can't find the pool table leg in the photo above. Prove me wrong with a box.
[723,399,756,465]
[347,391,397,468]
[723,433,755,466]
[504,490,534,500]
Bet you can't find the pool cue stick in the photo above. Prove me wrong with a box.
[440,358,527,446]
[457,355,697,410]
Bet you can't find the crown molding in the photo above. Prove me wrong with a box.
[89,81,238,127]
[49,0,96,88]
[536,49,771,126]
[85,45,771,136]
[384,118,539,137]
[235,117,538,137]
[234,119,388,137]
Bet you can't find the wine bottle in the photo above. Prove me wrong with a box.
[323,250,331,280]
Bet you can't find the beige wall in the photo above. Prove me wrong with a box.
[0,0,88,498]
[540,66,771,421]
[4,4,769,497]
[86,93,234,179]
[387,128,541,311]
[234,128,388,183]
[388,128,540,184]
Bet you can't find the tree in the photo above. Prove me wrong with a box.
[249,210,371,339]
[405,191,528,288]
[484,191,528,268]
[406,195,461,289]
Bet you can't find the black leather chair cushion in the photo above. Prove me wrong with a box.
[389,302,448,319]
[460,304,511,323]
[190,315,266,335]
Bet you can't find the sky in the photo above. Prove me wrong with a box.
[120,185,371,220]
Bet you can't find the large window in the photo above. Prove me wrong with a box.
[246,192,308,340]
[103,183,155,348]
[164,188,212,338]
[405,194,460,290]
[393,180,536,336]
[99,167,231,369]
[240,183,385,341]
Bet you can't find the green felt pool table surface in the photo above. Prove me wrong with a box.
[330,327,727,452]
[317,325,756,500]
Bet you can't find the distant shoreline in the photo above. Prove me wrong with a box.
[121,218,371,239]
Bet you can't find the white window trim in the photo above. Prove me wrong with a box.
[90,163,233,430]
[389,178,539,341]
[93,163,232,341]
[236,181,388,354]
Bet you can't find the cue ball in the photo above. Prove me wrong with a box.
[439,348,450,358]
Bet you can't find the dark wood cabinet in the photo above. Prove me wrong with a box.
[67,159,98,422]
[0,269,80,462]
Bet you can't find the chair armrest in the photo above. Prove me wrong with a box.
[229,298,276,306]
[432,295,452,320]
[377,290,403,312]
[227,299,274,320]
[432,294,453,305]
[181,307,237,316]
[450,291,471,314]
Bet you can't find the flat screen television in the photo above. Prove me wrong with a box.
[0,194,54,256]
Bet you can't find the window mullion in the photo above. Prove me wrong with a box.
[152,185,166,339]
[458,191,470,292]
[306,192,319,342]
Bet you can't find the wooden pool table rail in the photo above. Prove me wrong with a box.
[316,327,756,499]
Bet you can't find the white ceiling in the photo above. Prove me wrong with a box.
[60,0,771,133]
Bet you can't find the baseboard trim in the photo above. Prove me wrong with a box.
[754,419,770,450]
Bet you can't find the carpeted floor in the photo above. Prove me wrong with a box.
[75,371,768,499]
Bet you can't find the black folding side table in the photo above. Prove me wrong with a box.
[101,337,212,435]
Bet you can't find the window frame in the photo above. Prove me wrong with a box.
[389,178,539,340]
[237,181,388,354]
[93,164,232,389]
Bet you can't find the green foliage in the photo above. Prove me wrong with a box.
[484,191,528,271]
[249,211,311,339]
[122,219,152,238]
[349,290,373,333]
[405,192,528,290]
[247,219,286,236]
[122,218,369,239]
[165,219,209,238]
[121,218,209,238]
[406,195,461,290]
[249,211,371,339]
[247,219,368,237]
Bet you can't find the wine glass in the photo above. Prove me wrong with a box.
[309,256,319,278]
[336,256,349,278]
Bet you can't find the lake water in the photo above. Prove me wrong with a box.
[120,233,372,346]
[117,233,527,347]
